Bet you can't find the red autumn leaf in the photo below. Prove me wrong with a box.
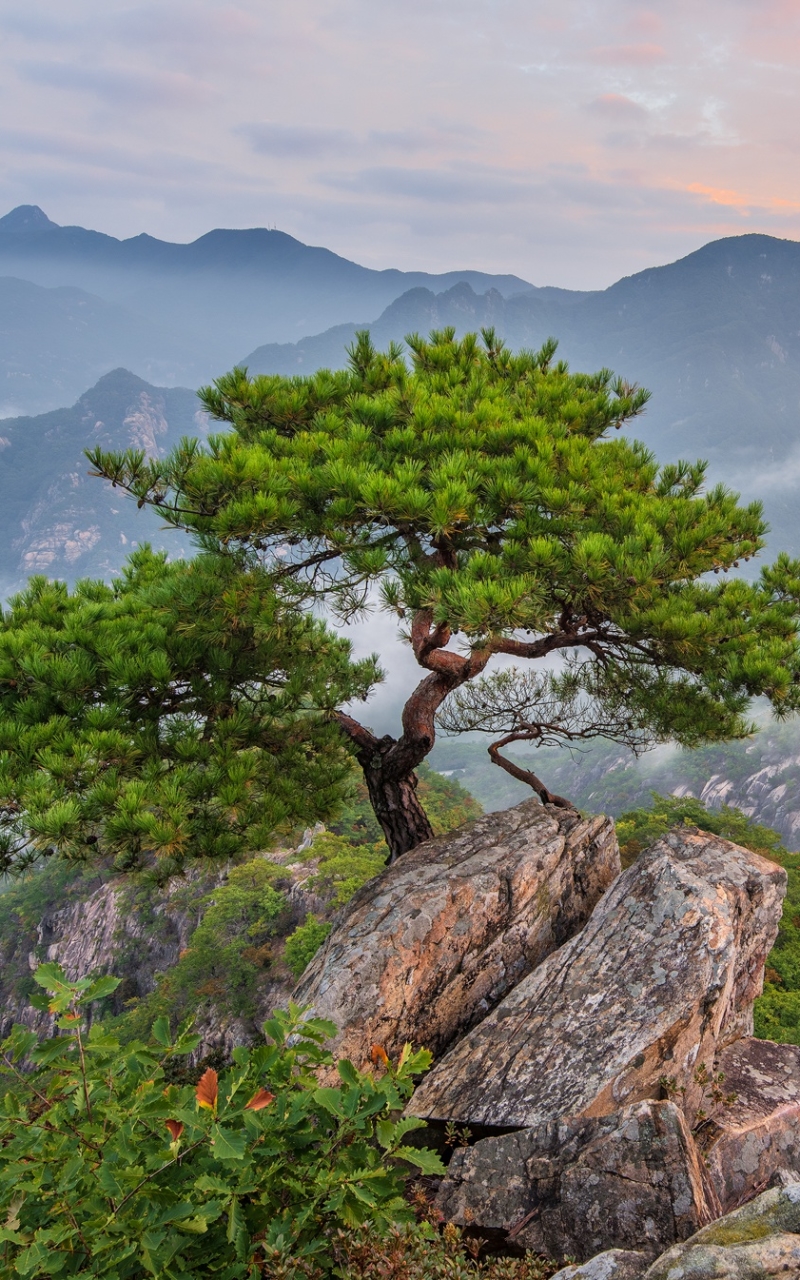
[370,1044,390,1068]
[196,1067,218,1110]
[244,1088,275,1112]
[165,1119,184,1142]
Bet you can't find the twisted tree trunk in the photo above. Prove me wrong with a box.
[333,609,494,859]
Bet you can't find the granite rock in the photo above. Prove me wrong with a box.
[704,1037,800,1211]
[293,801,619,1072]
[436,1100,719,1262]
[642,1181,800,1279]
[409,829,786,1128]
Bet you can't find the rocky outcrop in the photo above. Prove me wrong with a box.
[292,802,619,1071]
[0,870,214,1039]
[436,1101,719,1262]
[704,1038,800,1212]
[641,1181,800,1279]
[408,829,786,1128]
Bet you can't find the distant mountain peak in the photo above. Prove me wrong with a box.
[0,205,60,234]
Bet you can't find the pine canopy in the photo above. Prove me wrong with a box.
[87,330,800,855]
[0,549,377,875]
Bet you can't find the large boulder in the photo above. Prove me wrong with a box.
[408,829,786,1128]
[642,1181,800,1279]
[293,801,619,1070]
[436,1100,719,1262]
[704,1038,800,1212]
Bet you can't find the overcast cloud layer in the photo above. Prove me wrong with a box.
[2,0,800,287]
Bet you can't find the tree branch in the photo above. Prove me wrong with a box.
[330,711,380,760]
[488,735,575,809]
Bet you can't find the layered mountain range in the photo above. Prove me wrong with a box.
[0,204,533,415]
[5,204,799,560]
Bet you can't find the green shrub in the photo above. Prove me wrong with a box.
[0,965,443,1278]
[297,833,386,909]
[163,858,289,1017]
[615,792,788,868]
[333,1220,559,1279]
[754,983,800,1043]
[284,916,333,978]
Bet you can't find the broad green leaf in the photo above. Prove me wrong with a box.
[312,1087,345,1117]
[194,1174,230,1193]
[210,1125,248,1161]
[175,1216,209,1235]
[393,1145,446,1174]
[336,1058,361,1087]
[151,1016,171,1047]
[32,963,69,991]
[82,975,122,1004]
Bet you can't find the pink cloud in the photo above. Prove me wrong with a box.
[627,10,664,37]
[589,42,667,64]
[586,93,648,118]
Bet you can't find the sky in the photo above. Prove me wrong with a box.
[2,0,800,288]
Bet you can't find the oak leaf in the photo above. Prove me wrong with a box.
[196,1067,218,1110]
[244,1088,275,1112]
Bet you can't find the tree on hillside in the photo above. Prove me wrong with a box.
[87,329,800,860]
[0,549,377,875]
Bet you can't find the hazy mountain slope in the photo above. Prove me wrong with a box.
[0,276,202,417]
[0,369,204,596]
[0,205,537,386]
[245,234,800,559]
[430,711,800,850]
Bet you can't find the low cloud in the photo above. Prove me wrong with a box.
[21,60,216,108]
[242,123,356,160]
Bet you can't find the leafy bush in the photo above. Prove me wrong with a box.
[284,916,333,979]
[158,859,290,1018]
[0,964,443,1278]
[332,1220,560,1279]
[296,833,386,909]
[615,792,788,868]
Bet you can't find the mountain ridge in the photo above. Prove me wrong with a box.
[0,205,542,408]
[0,367,203,594]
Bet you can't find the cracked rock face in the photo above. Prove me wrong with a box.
[292,801,619,1074]
[436,1100,719,1263]
[408,829,786,1129]
[704,1038,800,1212]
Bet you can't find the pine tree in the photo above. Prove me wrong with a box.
[87,330,800,860]
[0,549,377,875]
